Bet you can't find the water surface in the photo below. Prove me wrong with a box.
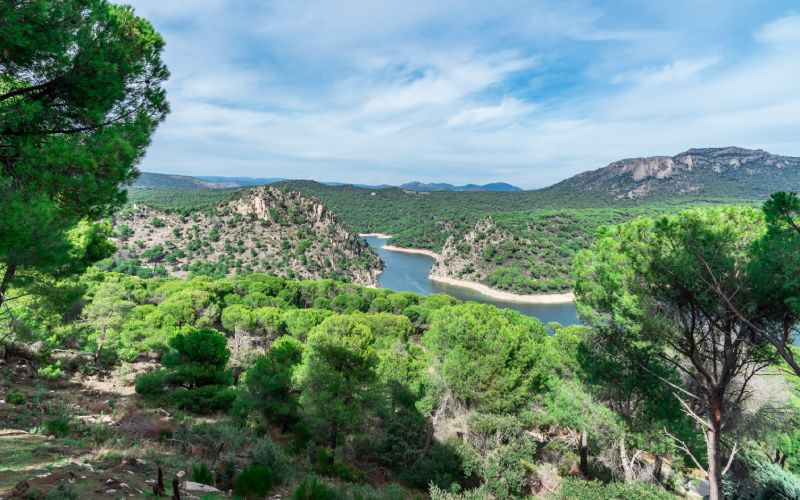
[365,236,580,326]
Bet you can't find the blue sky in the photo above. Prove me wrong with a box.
[123,0,800,188]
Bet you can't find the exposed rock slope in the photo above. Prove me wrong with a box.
[541,147,800,200]
[110,186,381,285]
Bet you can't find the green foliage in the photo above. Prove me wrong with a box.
[37,361,62,380]
[292,477,337,500]
[234,465,274,499]
[191,462,213,485]
[5,389,26,405]
[424,303,547,413]
[43,416,71,438]
[134,369,166,397]
[296,315,380,462]
[167,385,236,413]
[162,327,230,388]
[481,436,538,498]
[744,462,800,499]
[0,0,169,310]
[243,336,304,428]
[248,436,292,485]
[552,478,675,499]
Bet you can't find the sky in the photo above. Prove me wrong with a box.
[122,0,800,188]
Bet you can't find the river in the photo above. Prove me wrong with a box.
[364,236,580,326]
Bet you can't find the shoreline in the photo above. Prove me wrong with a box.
[359,232,393,239]
[372,239,575,304]
[429,276,576,304]
[382,244,441,259]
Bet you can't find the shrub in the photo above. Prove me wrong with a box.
[44,483,79,500]
[134,369,166,397]
[248,436,292,485]
[234,465,274,498]
[243,337,303,428]
[38,361,62,380]
[5,389,26,405]
[168,386,235,413]
[553,478,673,499]
[292,477,337,500]
[192,462,214,485]
[44,416,71,438]
[162,327,230,388]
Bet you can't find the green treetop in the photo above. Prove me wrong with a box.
[0,0,169,311]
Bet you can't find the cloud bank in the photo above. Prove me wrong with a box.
[123,0,800,188]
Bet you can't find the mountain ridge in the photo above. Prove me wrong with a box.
[542,146,800,200]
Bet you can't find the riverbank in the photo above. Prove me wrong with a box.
[359,232,393,238]
[382,244,441,259]
[371,238,575,304]
[430,276,575,304]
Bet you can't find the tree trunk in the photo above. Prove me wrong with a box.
[579,429,589,477]
[653,454,663,484]
[95,325,107,362]
[619,437,634,481]
[328,421,338,466]
[0,262,17,308]
[706,393,724,500]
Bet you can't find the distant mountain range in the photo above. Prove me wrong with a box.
[398,181,522,192]
[541,147,800,201]
[134,147,799,200]
[133,173,522,192]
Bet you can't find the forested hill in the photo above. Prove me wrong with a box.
[107,186,382,285]
[539,147,800,201]
[133,171,239,189]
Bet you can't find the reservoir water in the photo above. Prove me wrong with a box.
[364,236,580,326]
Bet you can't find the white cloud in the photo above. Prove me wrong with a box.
[755,14,800,44]
[121,1,800,188]
[446,97,534,128]
[612,56,719,86]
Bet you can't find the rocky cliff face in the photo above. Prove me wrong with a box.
[543,147,800,200]
[111,186,381,286]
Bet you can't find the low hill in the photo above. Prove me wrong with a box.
[133,172,238,189]
[109,186,382,285]
[400,181,522,192]
[195,175,285,186]
[540,147,800,201]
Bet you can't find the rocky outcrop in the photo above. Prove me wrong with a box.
[543,147,800,200]
[112,186,381,286]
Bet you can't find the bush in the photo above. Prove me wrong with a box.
[234,465,274,498]
[44,416,71,438]
[192,462,214,485]
[248,436,292,485]
[134,369,166,397]
[739,462,800,499]
[400,441,469,491]
[38,361,62,380]
[168,385,235,413]
[44,483,79,500]
[162,327,230,388]
[5,389,26,405]
[553,478,673,499]
[292,477,337,500]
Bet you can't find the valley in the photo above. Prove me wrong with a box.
[364,236,580,325]
[5,3,800,498]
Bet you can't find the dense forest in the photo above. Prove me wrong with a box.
[2,1,800,499]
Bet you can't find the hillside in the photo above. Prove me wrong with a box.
[540,147,800,201]
[107,186,382,285]
[133,171,239,189]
